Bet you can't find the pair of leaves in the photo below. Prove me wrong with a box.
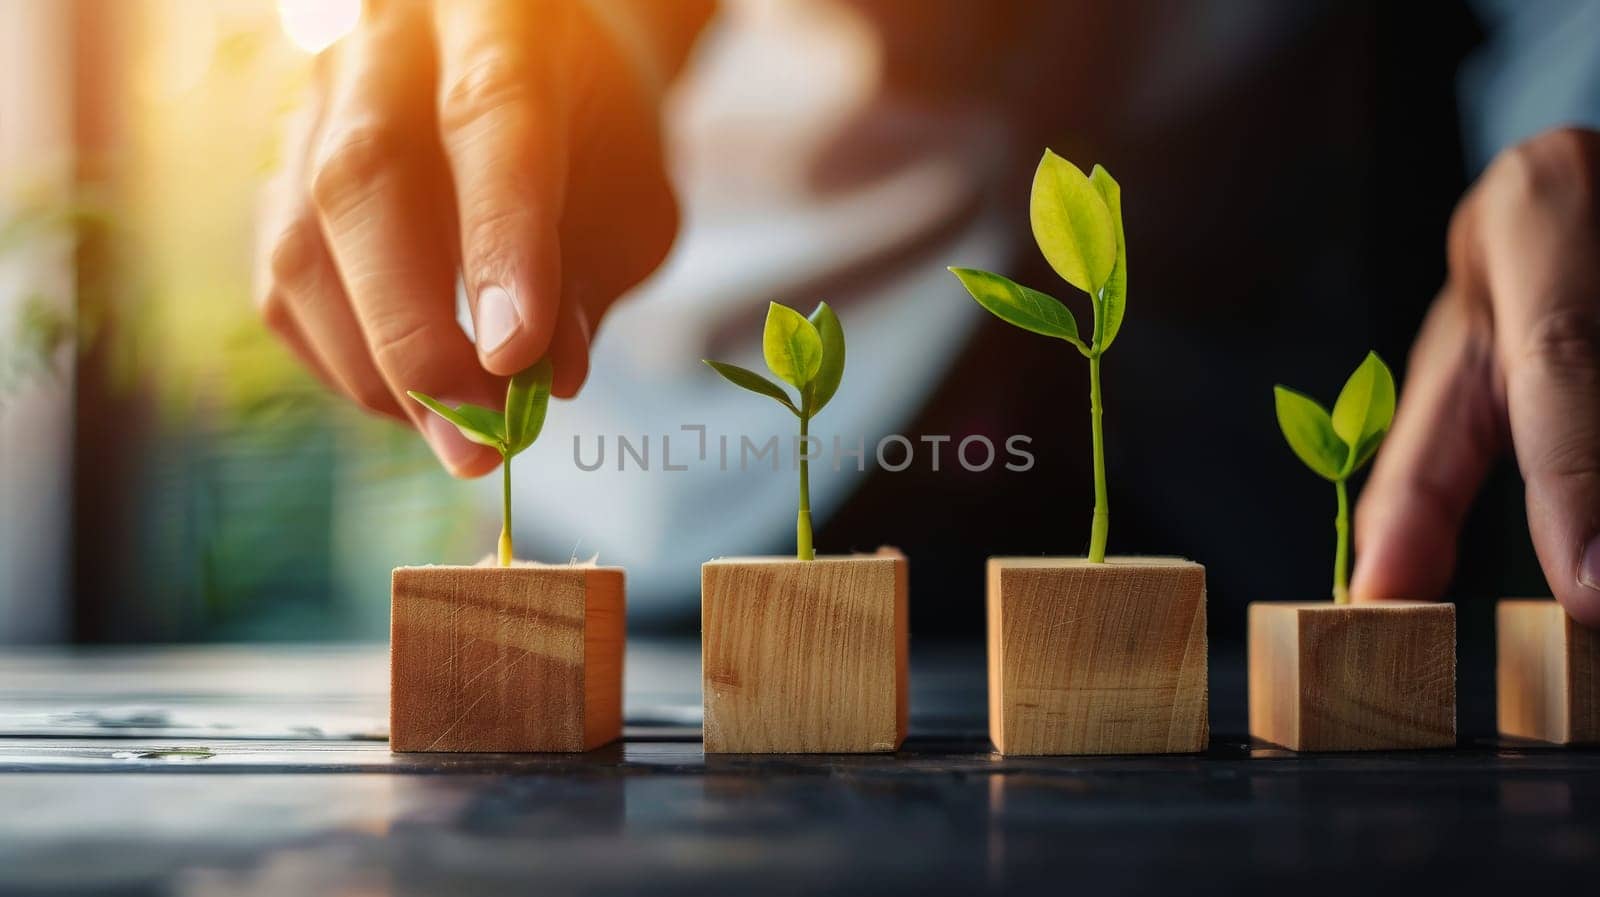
[408,359,553,458]
[1275,352,1396,481]
[950,150,1127,355]
[704,301,846,418]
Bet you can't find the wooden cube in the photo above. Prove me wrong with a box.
[1248,601,1455,751]
[986,557,1209,756]
[1497,599,1599,745]
[390,564,624,752]
[701,554,908,753]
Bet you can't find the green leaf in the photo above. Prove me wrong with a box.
[407,391,506,450]
[1088,164,1127,351]
[762,302,823,391]
[1274,386,1348,481]
[504,358,553,456]
[948,267,1084,348]
[703,360,800,415]
[1331,351,1396,455]
[1030,149,1117,298]
[806,301,846,415]
[1349,426,1388,473]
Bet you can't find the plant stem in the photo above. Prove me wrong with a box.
[498,452,513,568]
[1087,352,1109,563]
[1333,478,1350,603]
[797,414,814,560]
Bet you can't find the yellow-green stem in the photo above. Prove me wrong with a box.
[1333,478,1350,603]
[1088,352,1109,563]
[498,453,513,568]
[797,414,814,560]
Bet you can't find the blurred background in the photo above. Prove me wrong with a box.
[0,0,1590,653]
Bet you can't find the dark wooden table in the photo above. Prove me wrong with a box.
[2,641,1598,895]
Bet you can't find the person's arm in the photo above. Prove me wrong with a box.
[254,0,714,476]
[1353,127,1600,627]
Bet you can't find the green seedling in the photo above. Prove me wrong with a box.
[408,360,554,568]
[949,149,1126,562]
[703,301,846,561]
[1274,352,1396,604]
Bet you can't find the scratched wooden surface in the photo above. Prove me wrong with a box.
[4,641,1600,896]
[390,565,624,752]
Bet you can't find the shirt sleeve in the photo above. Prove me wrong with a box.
[1460,0,1600,173]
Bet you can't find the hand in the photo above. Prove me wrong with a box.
[255,0,682,476]
[1353,127,1600,626]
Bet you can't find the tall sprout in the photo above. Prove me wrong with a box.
[950,150,1126,562]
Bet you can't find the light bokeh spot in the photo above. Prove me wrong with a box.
[276,0,360,54]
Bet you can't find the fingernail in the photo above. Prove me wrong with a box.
[476,284,522,355]
[422,413,481,474]
[1581,533,1600,592]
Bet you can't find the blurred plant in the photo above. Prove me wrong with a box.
[704,301,846,561]
[1274,352,1396,603]
[949,149,1126,562]
[0,296,73,410]
[0,200,97,413]
[409,360,554,567]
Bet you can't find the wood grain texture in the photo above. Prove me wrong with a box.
[390,565,624,753]
[986,557,1208,756]
[1248,601,1455,752]
[1497,599,1600,744]
[702,554,908,753]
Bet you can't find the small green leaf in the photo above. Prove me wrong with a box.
[1274,386,1348,481]
[703,360,800,415]
[762,302,823,390]
[1088,164,1127,351]
[807,301,846,415]
[948,267,1083,348]
[407,391,506,450]
[1030,149,1117,299]
[1331,351,1396,454]
[504,359,553,456]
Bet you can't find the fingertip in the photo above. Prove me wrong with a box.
[475,282,558,376]
[1556,532,1600,630]
[547,305,591,399]
[420,412,501,479]
[1351,496,1458,603]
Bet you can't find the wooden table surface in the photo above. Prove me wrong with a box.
[2,641,1598,895]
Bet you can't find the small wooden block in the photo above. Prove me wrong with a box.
[701,554,908,753]
[390,565,624,752]
[1497,599,1600,745]
[987,557,1209,756]
[1248,601,1455,751]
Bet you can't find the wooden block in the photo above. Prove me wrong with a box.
[1248,601,1455,751]
[701,554,908,753]
[1497,599,1600,744]
[390,564,624,752]
[986,557,1208,756]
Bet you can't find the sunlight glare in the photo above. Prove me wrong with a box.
[276,0,360,54]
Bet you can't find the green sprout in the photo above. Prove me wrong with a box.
[949,149,1126,563]
[408,360,554,568]
[1274,352,1396,604]
[703,301,846,561]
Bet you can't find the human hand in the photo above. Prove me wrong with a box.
[255,0,684,476]
[1353,127,1600,626]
